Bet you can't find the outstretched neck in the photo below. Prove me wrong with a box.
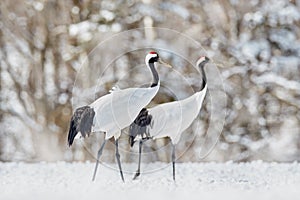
[148,62,159,87]
[199,64,207,91]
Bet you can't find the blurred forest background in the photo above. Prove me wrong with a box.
[1,0,300,163]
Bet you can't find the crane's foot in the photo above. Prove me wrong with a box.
[133,171,140,180]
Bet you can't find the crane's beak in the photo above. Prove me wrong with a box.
[158,59,173,68]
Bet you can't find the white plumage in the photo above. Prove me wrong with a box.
[129,56,210,180]
[90,85,159,140]
[68,51,171,182]
[146,85,207,144]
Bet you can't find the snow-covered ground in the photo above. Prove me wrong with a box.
[1,161,300,200]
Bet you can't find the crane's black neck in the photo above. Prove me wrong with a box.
[199,62,207,91]
[149,62,159,87]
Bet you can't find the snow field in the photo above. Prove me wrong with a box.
[1,161,300,200]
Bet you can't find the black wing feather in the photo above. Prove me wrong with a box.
[67,106,95,146]
[129,108,152,147]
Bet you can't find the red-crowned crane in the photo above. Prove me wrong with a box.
[129,56,210,180]
[67,52,171,182]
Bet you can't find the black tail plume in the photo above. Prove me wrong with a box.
[129,108,152,147]
[68,106,95,146]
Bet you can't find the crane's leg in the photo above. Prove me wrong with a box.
[92,139,107,181]
[115,139,125,182]
[133,140,143,180]
[172,144,176,181]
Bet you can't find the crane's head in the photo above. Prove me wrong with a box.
[196,56,210,68]
[145,51,172,68]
